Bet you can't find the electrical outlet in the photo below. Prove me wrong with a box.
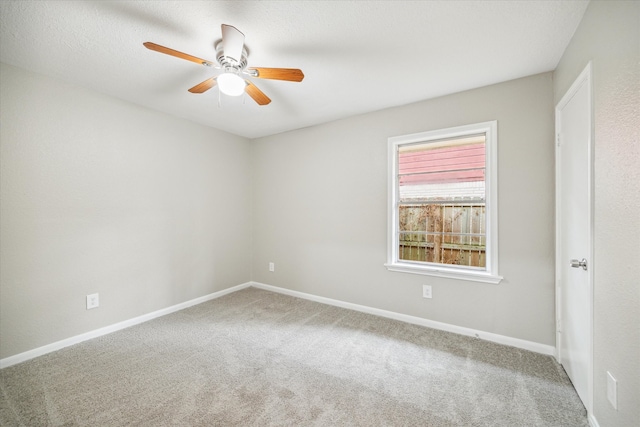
[607,371,617,410]
[422,285,432,299]
[269,262,275,272]
[86,293,99,310]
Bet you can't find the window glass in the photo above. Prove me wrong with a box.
[398,135,486,268]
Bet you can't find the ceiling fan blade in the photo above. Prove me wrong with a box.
[248,68,304,82]
[188,77,217,94]
[245,80,271,105]
[221,24,245,63]
[143,42,214,67]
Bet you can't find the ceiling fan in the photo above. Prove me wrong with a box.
[144,24,304,106]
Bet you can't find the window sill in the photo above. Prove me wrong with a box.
[384,262,503,284]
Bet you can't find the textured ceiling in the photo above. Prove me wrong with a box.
[0,1,589,139]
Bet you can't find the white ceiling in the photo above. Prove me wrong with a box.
[0,1,589,139]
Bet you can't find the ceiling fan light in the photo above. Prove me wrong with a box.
[217,73,245,96]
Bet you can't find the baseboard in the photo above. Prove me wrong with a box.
[1,280,556,369]
[251,281,556,356]
[0,282,252,369]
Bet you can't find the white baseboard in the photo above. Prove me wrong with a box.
[251,281,556,356]
[0,282,252,369]
[1,280,555,369]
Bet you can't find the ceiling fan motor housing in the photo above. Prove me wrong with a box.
[215,41,248,73]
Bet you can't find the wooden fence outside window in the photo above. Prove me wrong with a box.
[399,203,486,267]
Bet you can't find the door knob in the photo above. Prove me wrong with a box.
[570,258,588,271]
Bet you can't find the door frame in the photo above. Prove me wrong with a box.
[554,61,594,414]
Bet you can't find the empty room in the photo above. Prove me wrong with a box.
[0,1,638,426]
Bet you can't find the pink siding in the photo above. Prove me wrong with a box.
[399,145,485,185]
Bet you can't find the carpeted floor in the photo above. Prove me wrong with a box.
[0,287,588,426]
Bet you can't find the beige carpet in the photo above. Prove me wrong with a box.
[0,287,587,426]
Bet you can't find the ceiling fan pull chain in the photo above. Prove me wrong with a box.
[217,90,222,109]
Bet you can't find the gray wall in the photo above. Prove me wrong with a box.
[252,72,556,346]
[0,63,253,359]
[554,1,640,425]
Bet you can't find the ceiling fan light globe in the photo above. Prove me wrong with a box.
[217,73,245,96]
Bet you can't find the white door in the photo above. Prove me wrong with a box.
[555,63,592,410]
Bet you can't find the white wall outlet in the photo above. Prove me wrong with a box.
[269,262,275,272]
[422,284,432,299]
[607,371,617,410]
[86,293,99,310]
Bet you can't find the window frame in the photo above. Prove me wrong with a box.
[385,121,502,284]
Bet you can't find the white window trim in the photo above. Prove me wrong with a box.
[385,121,502,284]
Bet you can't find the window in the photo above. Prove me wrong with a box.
[386,121,502,284]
